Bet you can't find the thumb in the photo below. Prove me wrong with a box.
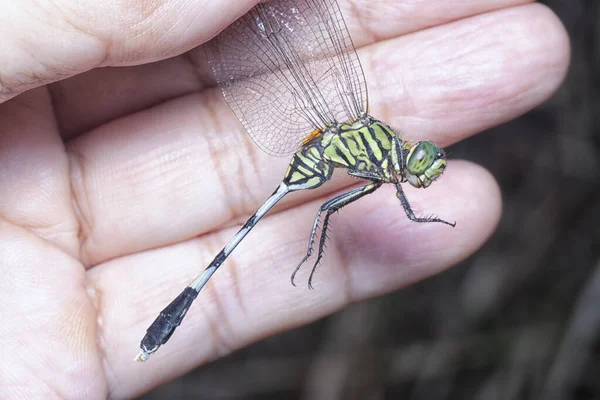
[0,0,256,102]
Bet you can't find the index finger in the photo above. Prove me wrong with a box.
[0,0,257,102]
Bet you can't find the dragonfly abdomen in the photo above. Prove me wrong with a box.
[283,145,333,190]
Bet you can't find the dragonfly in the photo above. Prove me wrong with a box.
[136,0,455,362]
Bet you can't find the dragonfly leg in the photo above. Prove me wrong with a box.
[348,170,382,181]
[290,205,324,286]
[292,182,382,289]
[395,183,456,227]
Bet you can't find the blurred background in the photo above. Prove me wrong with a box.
[142,1,599,398]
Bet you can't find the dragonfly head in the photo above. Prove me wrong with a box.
[404,141,447,188]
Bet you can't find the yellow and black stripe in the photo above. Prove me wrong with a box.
[323,120,396,180]
[283,118,398,190]
[283,144,332,190]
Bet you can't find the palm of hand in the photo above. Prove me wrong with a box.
[0,1,568,398]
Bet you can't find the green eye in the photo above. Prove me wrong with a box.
[405,141,447,188]
[407,141,438,175]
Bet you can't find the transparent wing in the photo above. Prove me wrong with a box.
[206,0,368,156]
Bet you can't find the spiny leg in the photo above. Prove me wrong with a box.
[292,182,382,289]
[136,183,291,362]
[395,182,456,227]
[291,187,369,286]
[308,206,334,290]
[290,205,324,286]
[308,182,384,288]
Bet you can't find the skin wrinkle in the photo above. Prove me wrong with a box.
[374,5,561,144]
[66,144,96,267]
[119,0,166,24]
[41,0,103,42]
[328,211,355,306]
[345,0,379,45]
[191,222,248,345]
[44,382,65,400]
[68,129,211,264]
[61,285,104,397]
[65,87,295,266]
[202,89,267,230]
[0,71,15,99]
[0,211,58,257]
[152,2,206,55]
[0,110,79,259]
[344,1,500,48]
[0,4,107,102]
[52,0,163,66]
[200,237,238,360]
[238,120,264,212]
[443,8,558,114]
[107,1,217,67]
[45,81,83,261]
[217,227,246,329]
[84,275,118,399]
[231,238,251,323]
[202,95,242,226]
[56,303,96,395]
[0,224,105,398]
[2,32,42,101]
[211,226,251,351]
[232,144,260,226]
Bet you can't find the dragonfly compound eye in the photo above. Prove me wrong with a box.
[405,141,447,188]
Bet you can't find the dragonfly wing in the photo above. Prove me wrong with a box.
[206,0,368,156]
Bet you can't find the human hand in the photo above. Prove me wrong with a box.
[0,1,569,398]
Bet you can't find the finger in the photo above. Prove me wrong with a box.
[0,87,80,257]
[0,0,257,102]
[67,3,569,266]
[341,0,533,44]
[87,161,500,397]
[365,4,570,143]
[51,0,533,138]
